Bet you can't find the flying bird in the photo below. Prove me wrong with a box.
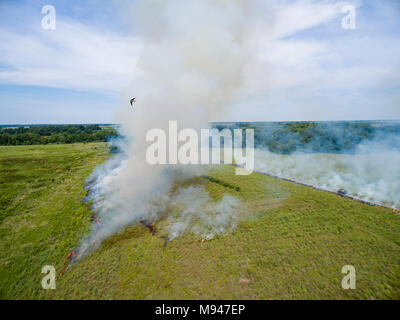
[130,97,136,107]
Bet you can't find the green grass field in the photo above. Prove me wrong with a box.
[0,143,399,299]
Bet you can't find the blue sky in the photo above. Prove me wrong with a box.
[0,0,399,124]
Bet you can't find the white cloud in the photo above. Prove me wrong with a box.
[270,0,348,39]
[233,0,400,121]
[0,19,142,94]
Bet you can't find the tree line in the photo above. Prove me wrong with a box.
[213,121,400,154]
[0,125,117,145]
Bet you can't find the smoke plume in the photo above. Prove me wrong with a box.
[76,0,254,260]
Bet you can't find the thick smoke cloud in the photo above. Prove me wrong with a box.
[76,0,254,260]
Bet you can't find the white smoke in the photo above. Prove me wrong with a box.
[76,0,255,260]
[166,186,238,241]
[254,134,400,209]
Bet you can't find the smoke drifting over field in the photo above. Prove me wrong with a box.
[76,0,254,260]
[254,133,400,209]
[167,186,238,241]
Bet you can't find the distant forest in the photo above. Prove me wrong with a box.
[2,121,399,153]
[0,124,117,145]
[213,121,400,154]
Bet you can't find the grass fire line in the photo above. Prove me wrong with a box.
[60,217,159,277]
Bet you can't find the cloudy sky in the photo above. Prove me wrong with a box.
[0,0,399,124]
